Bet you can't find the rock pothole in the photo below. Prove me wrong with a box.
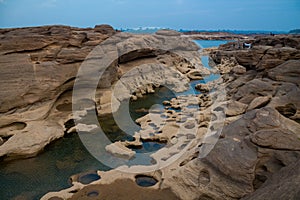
[56,102,72,111]
[275,103,297,118]
[135,175,158,187]
[70,170,101,185]
[87,190,99,197]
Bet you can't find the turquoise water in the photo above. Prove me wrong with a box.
[194,40,231,48]
[194,40,230,82]
[0,40,227,200]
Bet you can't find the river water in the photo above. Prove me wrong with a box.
[0,40,229,200]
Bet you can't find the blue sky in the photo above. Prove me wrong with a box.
[0,0,299,31]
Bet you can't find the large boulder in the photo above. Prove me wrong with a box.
[211,35,300,70]
[268,60,300,86]
[94,24,116,36]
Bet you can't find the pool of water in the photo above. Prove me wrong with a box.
[135,175,158,187]
[129,86,177,120]
[133,141,166,154]
[0,133,110,200]
[194,40,231,48]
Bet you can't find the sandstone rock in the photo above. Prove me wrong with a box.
[250,128,300,150]
[224,100,248,116]
[268,60,300,86]
[0,121,64,158]
[247,96,271,111]
[256,47,300,70]
[0,25,207,160]
[231,65,246,74]
[0,25,111,114]
[252,35,300,49]
[211,36,300,71]
[3,28,300,200]
[233,79,275,104]
[195,83,210,93]
[215,57,238,74]
[255,58,285,70]
[105,141,135,159]
[187,69,206,80]
[94,24,116,36]
[242,159,300,200]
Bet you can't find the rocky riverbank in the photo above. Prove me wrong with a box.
[0,25,208,161]
[182,31,253,41]
[1,26,300,200]
[43,34,300,200]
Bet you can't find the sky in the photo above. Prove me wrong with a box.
[0,0,299,31]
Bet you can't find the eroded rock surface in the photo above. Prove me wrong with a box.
[49,34,299,200]
[0,25,116,159]
[0,26,208,161]
[1,27,300,200]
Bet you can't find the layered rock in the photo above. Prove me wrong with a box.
[1,26,300,200]
[0,25,116,159]
[211,35,300,71]
[42,34,300,200]
[0,26,208,160]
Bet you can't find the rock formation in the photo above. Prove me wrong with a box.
[0,25,208,160]
[0,25,115,159]
[45,34,300,200]
[0,26,299,200]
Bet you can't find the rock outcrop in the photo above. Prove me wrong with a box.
[0,26,208,160]
[0,25,116,159]
[43,34,300,200]
[211,35,300,71]
[1,26,299,200]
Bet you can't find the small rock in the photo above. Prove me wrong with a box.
[105,141,135,159]
[195,84,210,93]
[247,96,271,111]
[94,24,115,36]
[232,65,246,74]
[170,137,178,145]
[225,100,248,117]
[163,101,171,106]
[187,70,205,80]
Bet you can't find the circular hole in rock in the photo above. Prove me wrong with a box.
[56,103,72,111]
[135,175,158,187]
[79,173,101,184]
[87,191,99,197]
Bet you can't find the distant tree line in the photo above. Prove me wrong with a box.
[289,29,300,34]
